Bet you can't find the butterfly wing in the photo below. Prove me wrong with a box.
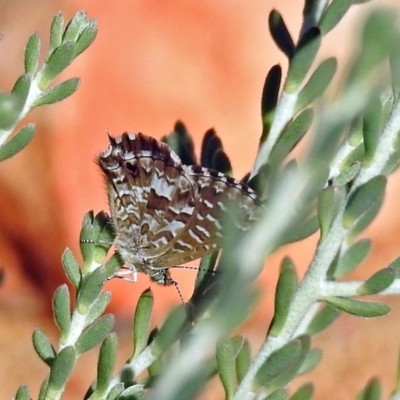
[98,133,198,264]
[98,133,261,273]
[155,164,261,266]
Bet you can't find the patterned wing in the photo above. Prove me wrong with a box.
[98,132,261,275]
[155,164,261,266]
[97,133,199,263]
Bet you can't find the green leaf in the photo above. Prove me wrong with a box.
[95,220,115,265]
[153,306,188,354]
[269,258,298,336]
[319,0,352,35]
[0,124,35,161]
[14,384,31,400]
[297,348,322,374]
[357,377,381,400]
[74,18,98,58]
[38,378,49,400]
[216,337,236,400]
[389,257,400,278]
[50,12,64,53]
[289,383,314,400]
[334,239,371,279]
[76,267,107,313]
[165,120,196,166]
[269,10,295,59]
[148,329,162,377]
[380,88,394,122]
[362,96,383,166]
[118,385,147,400]
[95,333,118,395]
[39,41,75,90]
[342,176,386,230]
[390,47,400,100]
[79,211,113,272]
[301,165,330,207]
[103,253,123,280]
[32,328,56,366]
[32,77,80,108]
[79,211,97,264]
[0,93,21,129]
[63,11,87,42]
[194,127,213,164]
[199,128,224,170]
[106,383,125,399]
[86,292,112,326]
[286,27,321,93]
[317,186,341,243]
[151,362,213,400]
[361,10,398,66]
[47,347,76,394]
[306,116,346,172]
[212,148,231,174]
[75,315,115,355]
[357,267,396,295]
[261,65,282,132]
[236,338,251,382]
[62,248,81,288]
[24,33,40,74]
[133,290,154,357]
[349,114,364,143]
[333,162,361,187]
[193,250,218,296]
[267,335,311,390]
[264,388,288,400]
[270,108,313,166]
[281,214,319,245]
[348,201,383,241]
[347,10,398,84]
[53,284,71,339]
[253,339,302,390]
[247,162,269,199]
[324,297,391,318]
[11,74,32,109]
[306,304,340,336]
[230,335,245,358]
[296,58,337,112]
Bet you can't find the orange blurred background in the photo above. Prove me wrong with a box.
[1,1,400,399]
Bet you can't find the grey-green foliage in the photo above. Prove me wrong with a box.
[0,11,97,162]
[356,378,381,400]
[22,212,119,400]
[232,4,400,400]
[216,336,242,400]
[14,385,31,400]
[268,258,298,336]
[12,3,400,400]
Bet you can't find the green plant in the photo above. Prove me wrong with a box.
[7,2,400,400]
[0,10,97,161]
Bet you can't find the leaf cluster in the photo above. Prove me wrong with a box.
[0,11,97,162]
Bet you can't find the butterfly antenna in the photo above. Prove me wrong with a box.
[173,280,185,306]
[172,279,196,324]
[175,265,219,275]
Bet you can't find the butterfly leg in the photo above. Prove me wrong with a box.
[113,265,138,282]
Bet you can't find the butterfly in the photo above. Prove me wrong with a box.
[97,132,261,286]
